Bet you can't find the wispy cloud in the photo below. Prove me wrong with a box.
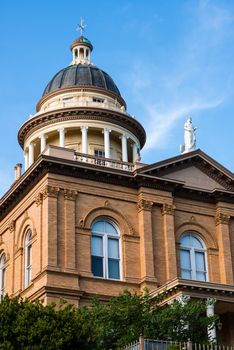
[122,1,234,151]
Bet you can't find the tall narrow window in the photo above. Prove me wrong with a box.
[180,234,207,281]
[91,219,121,280]
[24,229,32,288]
[0,254,6,299]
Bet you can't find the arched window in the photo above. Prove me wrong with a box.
[180,233,207,281]
[0,254,6,299]
[24,229,32,287]
[91,219,121,280]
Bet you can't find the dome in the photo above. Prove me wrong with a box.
[42,64,121,97]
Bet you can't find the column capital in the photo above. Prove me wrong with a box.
[215,212,230,226]
[137,199,153,212]
[35,193,43,206]
[161,203,174,216]
[80,125,88,131]
[103,127,111,133]
[42,185,60,200]
[120,133,129,140]
[8,220,16,233]
[63,189,78,201]
[39,133,48,139]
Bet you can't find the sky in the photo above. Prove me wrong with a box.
[1,0,234,196]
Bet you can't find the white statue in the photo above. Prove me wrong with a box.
[180,117,197,154]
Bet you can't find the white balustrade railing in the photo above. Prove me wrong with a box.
[74,151,134,171]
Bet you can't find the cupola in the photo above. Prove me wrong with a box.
[18,23,146,172]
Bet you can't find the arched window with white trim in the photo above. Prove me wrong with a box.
[91,219,121,280]
[24,229,32,288]
[180,233,208,281]
[0,254,6,299]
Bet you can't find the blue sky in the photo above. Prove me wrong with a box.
[1,0,234,195]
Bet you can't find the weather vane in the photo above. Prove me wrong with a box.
[76,17,87,36]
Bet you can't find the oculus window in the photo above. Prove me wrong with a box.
[91,219,121,280]
[180,233,207,281]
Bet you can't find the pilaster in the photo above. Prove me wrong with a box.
[161,203,177,281]
[42,185,60,268]
[64,189,77,270]
[137,197,156,285]
[215,209,233,284]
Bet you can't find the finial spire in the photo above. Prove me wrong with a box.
[76,17,87,36]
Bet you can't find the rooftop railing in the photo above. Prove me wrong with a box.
[74,151,134,172]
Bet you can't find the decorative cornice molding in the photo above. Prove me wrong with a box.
[8,220,15,232]
[137,199,153,212]
[42,185,60,199]
[63,189,77,201]
[215,212,230,226]
[161,203,174,216]
[18,107,146,149]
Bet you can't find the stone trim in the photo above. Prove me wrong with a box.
[137,199,153,212]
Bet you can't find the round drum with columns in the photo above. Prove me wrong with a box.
[18,35,146,171]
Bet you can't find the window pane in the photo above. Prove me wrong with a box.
[191,236,203,249]
[91,236,103,256]
[180,235,191,247]
[105,222,118,235]
[92,256,103,277]
[92,221,104,233]
[196,271,206,281]
[180,249,191,269]
[181,269,191,279]
[108,238,119,259]
[108,259,120,279]
[195,251,205,270]
[27,245,32,266]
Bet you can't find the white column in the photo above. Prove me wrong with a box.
[39,133,47,153]
[28,142,34,167]
[58,128,65,147]
[81,126,88,154]
[206,298,217,342]
[132,143,138,163]
[104,128,111,158]
[24,150,29,171]
[121,134,128,162]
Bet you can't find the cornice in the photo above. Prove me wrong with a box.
[18,107,146,149]
[1,155,234,222]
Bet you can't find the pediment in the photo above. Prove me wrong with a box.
[138,150,234,192]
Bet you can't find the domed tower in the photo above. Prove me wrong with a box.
[18,34,146,171]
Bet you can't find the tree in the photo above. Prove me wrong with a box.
[0,292,217,349]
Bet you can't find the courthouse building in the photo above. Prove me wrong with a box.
[0,33,234,344]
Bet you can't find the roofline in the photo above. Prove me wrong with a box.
[139,149,234,180]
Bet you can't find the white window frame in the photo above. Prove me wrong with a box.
[91,219,122,280]
[24,229,32,288]
[180,233,208,282]
[0,254,6,299]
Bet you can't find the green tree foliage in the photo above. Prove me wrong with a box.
[0,292,217,349]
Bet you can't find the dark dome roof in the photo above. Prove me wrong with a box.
[43,64,121,97]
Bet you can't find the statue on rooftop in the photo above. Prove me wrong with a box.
[180,117,197,154]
